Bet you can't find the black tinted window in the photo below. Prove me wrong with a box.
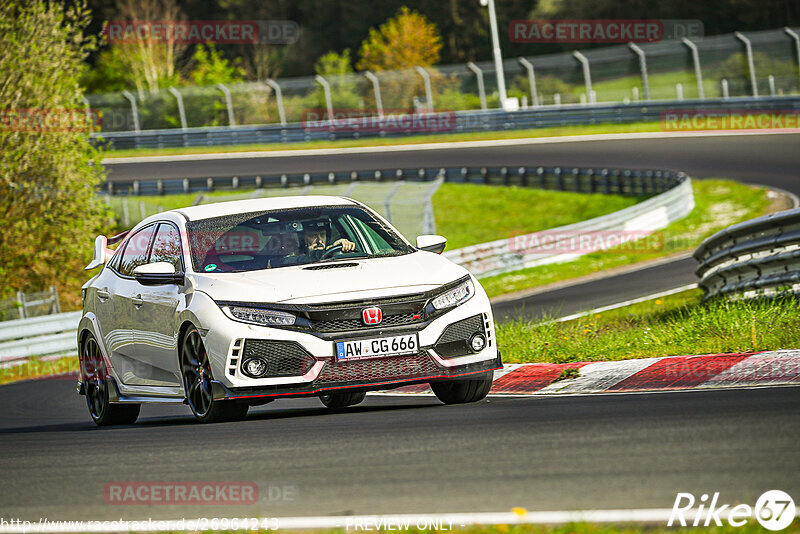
[116,225,156,276]
[150,223,183,271]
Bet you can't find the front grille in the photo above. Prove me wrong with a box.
[315,352,440,384]
[434,315,485,358]
[242,340,316,377]
[311,313,420,332]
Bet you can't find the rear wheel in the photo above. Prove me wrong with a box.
[181,327,248,423]
[431,372,493,405]
[320,390,366,409]
[82,334,140,426]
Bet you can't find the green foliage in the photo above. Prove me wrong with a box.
[80,47,131,93]
[0,0,110,309]
[188,44,246,87]
[313,49,362,113]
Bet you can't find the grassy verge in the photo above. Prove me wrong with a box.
[0,356,77,385]
[480,179,771,299]
[101,121,663,158]
[496,289,800,364]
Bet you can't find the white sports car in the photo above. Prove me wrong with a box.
[77,196,501,425]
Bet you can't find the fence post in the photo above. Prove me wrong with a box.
[518,58,538,107]
[265,79,287,126]
[628,43,650,102]
[121,90,140,132]
[364,71,384,118]
[676,83,684,100]
[50,285,61,314]
[466,62,487,111]
[168,87,187,130]
[572,51,594,104]
[734,32,758,97]
[785,28,800,89]
[721,79,730,99]
[216,83,236,126]
[314,75,334,123]
[414,66,434,112]
[682,37,705,100]
[768,75,776,96]
[16,291,26,319]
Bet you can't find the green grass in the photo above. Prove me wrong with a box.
[101,121,662,158]
[433,184,641,250]
[480,179,770,298]
[496,289,800,364]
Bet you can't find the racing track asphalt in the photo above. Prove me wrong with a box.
[0,377,798,521]
[105,132,799,320]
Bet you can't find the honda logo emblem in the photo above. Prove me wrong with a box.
[362,307,382,325]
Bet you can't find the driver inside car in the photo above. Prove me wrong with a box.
[302,220,355,254]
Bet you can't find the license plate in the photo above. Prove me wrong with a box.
[335,334,419,361]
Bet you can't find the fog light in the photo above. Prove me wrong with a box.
[469,334,487,352]
[243,358,267,377]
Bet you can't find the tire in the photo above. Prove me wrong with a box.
[430,372,493,405]
[81,334,140,426]
[181,326,249,423]
[320,390,366,409]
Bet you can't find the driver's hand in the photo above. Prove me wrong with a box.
[333,238,356,252]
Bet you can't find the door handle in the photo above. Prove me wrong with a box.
[97,288,110,301]
[132,294,144,308]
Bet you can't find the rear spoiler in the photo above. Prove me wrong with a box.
[85,231,129,270]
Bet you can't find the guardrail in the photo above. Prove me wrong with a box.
[446,172,693,277]
[93,95,800,150]
[0,311,80,361]
[694,208,800,299]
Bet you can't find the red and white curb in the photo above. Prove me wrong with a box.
[381,350,800,396]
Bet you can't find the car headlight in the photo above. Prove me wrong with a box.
[431,279,475,310]
[226,306,296,326]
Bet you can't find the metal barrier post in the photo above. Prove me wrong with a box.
[572,51,594,103]
[414,66,434,112]
[721,79,730,99]
[518,57,538,107]
[682,37,705,100]
[168,87,187,130]
[628,43,650,101]
[364,71,384,118]
[121,90,140,132]
[735,32,758,97]
[314,75,335,122]
[466,62,487,111]
[785,27,800,88]
[216,83,236,126]
[266,79,287,126]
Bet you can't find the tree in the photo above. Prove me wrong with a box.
[0,0,109,309]
[356,7,443,71]
[188,44,246,87]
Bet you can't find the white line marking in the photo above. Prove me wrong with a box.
[551,283,698,323]
[101,129,800,164]
[0,508,727,532]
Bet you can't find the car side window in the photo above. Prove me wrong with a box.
[116,225,156,277]
[150,223,183,271]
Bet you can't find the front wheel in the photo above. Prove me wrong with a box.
[81,334,140,426]
[431,372,493,405]
[181,327,248,423]
[320,390,366,408]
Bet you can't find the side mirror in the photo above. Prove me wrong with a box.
[133,262,184,286]
[416,235,447,254]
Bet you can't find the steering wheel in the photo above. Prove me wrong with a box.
[320,244,343,259]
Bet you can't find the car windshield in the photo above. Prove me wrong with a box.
[186,205,414,273]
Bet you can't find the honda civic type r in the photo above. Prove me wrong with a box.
[77,196,501,425]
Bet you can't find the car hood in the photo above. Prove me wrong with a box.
[190,251,468,304]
